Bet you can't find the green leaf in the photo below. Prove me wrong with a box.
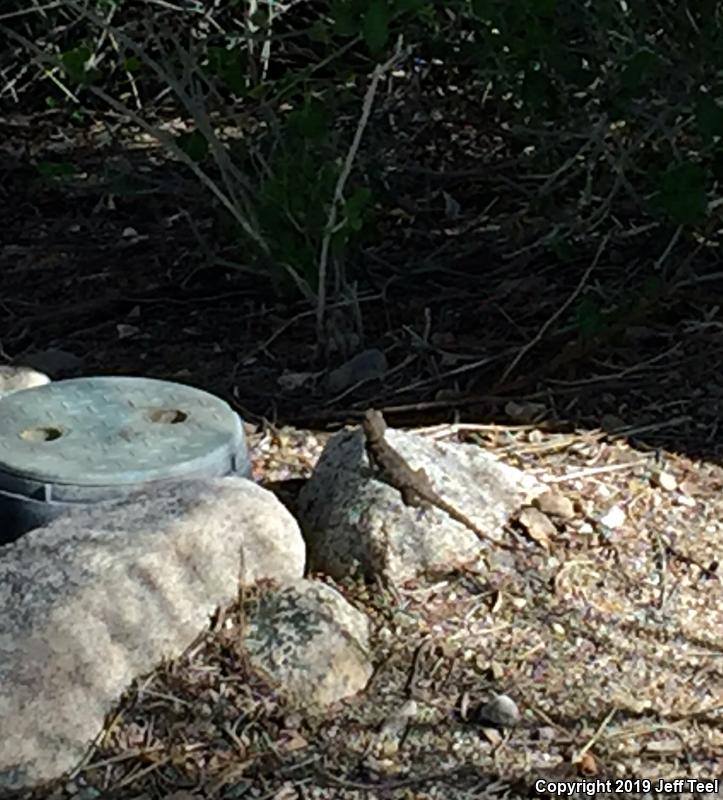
[122,56,142,73]
[36,161,76,179]
[470,0,497,21]
[656,161,708,225]
[60,45,92,84]
[696,94,723,142]
[177,131,208,162]
[396,0,428,11]
[530,0,556,17]
[331,0,361,35]
[548,236,574,262]
[206,46,245,96]
[363,0,390,53]
[288,97,328,139]
[308,20,331,42]
[249,8,268,27]
[710,148,723,181]
[521,69,557,110]
[247,81,272,100]
[620,49,659,94]
[641,275,663,299]
[575,295,605,339]
[343,186,372,231]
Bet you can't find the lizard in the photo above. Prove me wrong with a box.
[361,409,515,551]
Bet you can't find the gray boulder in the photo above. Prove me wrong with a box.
[0,476,305,792]
[298,423,544,584]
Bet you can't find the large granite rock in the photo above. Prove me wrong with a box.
[0,476,305,793]
[298,422,545,584]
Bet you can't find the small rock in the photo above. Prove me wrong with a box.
[601,413,626,431]
[116,323,141,340]
[0,365,50,398]
[473,694,520,728]
[326,348,388,394]
[599,504,626,529]
[505,400,547,423]
[244,580,373,709]
[278,370,317,391]
[284,712,304,730]
[535,726,558,741]
[518,506,557,550]
[443,190,462,218]
[22,348,84,375]
[533,491,575,521]
[487,661,505,681]
[576,750,598,776]
[652,471,677,491]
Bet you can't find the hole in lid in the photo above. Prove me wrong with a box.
[21,426,63,442]
[148,408,187,424]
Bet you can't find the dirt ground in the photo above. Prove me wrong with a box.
[2,90,723,798]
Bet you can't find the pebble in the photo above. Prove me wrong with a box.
[600,504,626,529]
[518,506,556,550]
[474,694,520,728]
[534,491,576,520]
[505,400,547,423]
[653,471,677,491]
[326,348,387,393]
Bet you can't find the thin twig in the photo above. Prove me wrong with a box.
[2,20,272,261]
[0,1,64,20]
[572,707,617,764]
[315,43,406,347]
[68,2,269,255]
[544,459,652,483]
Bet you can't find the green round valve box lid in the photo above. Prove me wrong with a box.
[0,376,249,499]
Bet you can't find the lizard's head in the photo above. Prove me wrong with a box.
[362,409,387,436]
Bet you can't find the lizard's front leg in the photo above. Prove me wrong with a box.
[399,467,433,507]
